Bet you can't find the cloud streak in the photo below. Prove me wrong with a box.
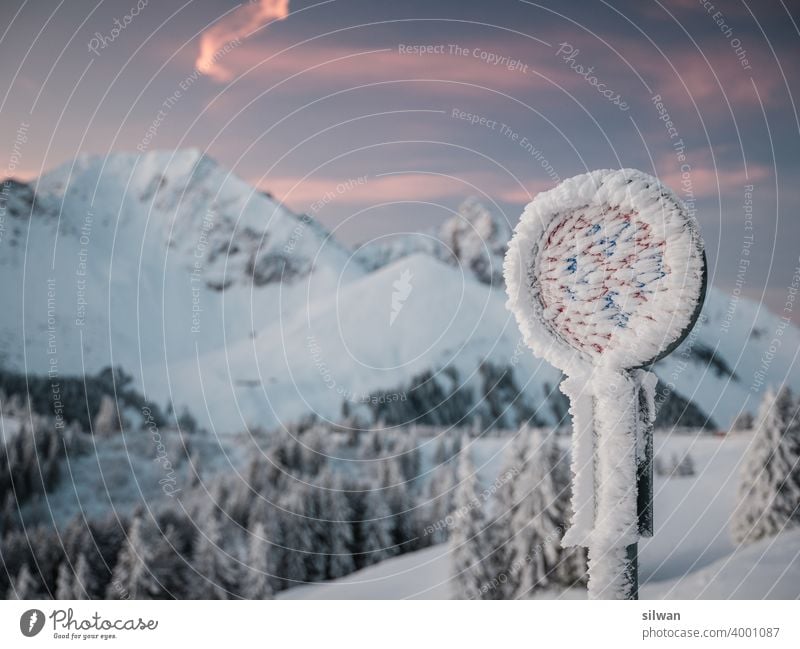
[196,0,290,82]
[200,41,554,92]
[257,171,554,211]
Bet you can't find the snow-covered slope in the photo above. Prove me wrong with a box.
[2,150,798,433]
[642,528,800,599]
[279,517,800,600]
[0,149,359,393]
[169,252,563,432]
[278,544,454,600]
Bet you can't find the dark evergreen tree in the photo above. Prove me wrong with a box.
[348,482,395,570]
[149,523,191,598]
[731,410,755,432]
[397,429,421,485]
[30,525,63,596]
[377,459,415,551]
[88,515,127,596]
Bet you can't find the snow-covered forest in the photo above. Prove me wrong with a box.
[2,379,799,600]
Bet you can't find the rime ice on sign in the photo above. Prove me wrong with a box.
[504,169,706,599]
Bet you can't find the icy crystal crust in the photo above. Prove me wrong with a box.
[504,168,705,371]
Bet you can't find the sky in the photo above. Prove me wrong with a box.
[1,0,799,318]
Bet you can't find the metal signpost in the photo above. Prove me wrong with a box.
[504,169,707,599]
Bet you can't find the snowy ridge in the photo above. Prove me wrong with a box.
[1,152,798,433]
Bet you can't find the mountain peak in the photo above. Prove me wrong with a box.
[439,197,512,285]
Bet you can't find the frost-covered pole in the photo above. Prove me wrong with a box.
[504,169,706,599]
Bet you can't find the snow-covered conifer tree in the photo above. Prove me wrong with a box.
[72,553,95,599]
[486,433,530,598]
[56,554,94,599]
[732,386,800,544]
[190,512,238,599]
[107,515,161,599]
[509,428,566,595]
[93,394,118,437]
[318,470,355,579]
[275,487,313,584]
[56,560,76,600]
[7,563,39,599]
[241,521,273,599]
[450,450,492,599]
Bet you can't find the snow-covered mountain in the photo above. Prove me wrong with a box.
[1,150,798,432]
[0,149,358,391]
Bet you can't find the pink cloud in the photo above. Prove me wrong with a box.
[189,17,783,115]
[227,45,547,91]
[2,168,38,182]
[493,180,558,204]
[209,33,782,116]
[645,51,772,107]
[537,27,782,112]
[196,0,289,82]
[260,173,476,210]
[257,171,553,211]
[610,35,781,110]
[655,148,772,198]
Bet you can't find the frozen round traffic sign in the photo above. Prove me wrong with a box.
[504,169,706,600]
[504,168,706,373]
